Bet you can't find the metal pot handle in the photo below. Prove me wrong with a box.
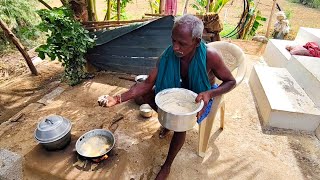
[45,119,54,124]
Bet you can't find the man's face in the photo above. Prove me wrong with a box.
[171,24,200,58]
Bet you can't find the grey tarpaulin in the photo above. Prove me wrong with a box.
[86,16,174,75]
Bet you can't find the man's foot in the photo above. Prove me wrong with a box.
[159,127,170,139]
[155,165,171,180]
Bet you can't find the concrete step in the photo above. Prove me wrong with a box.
[286,55,320,108]
[249,65,320,131]
[295,27,320,45]
[263,39,298,68]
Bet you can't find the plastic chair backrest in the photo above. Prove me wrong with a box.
[206,41,246,86]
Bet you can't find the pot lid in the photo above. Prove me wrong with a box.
[35,115,71,143]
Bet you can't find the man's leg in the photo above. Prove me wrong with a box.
[134,90,170,138]
[134,89,157,110]
[156,131,186,180]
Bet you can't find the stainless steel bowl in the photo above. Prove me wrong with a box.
[155,88,204,132]
[139,104,153,118]
[34,115,72,150]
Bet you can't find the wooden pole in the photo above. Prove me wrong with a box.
[266,0,276,38]
[117,0,121,20]
[38,0,52,10]
[182,0,189,15]
[0,19,38,75]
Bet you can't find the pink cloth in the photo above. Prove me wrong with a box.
[303,42,320,58]
[165,0,177,15]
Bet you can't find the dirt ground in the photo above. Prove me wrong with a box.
[0,0,320,179]
[0,60,63,124]
[0,40,319,179]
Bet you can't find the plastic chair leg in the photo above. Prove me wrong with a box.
[220,102,225,129]
[198,96,222,157]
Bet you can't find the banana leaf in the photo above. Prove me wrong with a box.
[248,11,266,36]
[213,0,230,13]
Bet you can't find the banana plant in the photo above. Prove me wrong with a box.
[190,0,230,14]
[239,0,267,39]
[211,0,230,13]
[248,11,266,36]
[149,0,160,14]
[190,0,207,15]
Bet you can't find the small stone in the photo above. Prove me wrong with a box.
[252,35,268,43]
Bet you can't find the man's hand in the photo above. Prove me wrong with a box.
[97,95,117,107]
[195,91,212,119]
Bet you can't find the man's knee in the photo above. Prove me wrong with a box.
[134,90,156,109]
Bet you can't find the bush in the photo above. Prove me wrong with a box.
[36,7,95,86]
[290,0,320,8]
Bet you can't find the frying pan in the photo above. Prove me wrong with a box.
[75,129,115,159]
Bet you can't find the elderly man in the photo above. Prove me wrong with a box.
[98,14,236,179]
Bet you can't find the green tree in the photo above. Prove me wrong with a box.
[0,0,41,52]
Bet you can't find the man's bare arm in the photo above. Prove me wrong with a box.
[195,47,236,117]
[120,68,158,102]
[98,68,158,107]
[206,47,236,98]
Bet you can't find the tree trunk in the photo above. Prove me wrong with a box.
[69,0,88,21]
[106,0,111,20]
[241,14,256,39]
[0,19,38,75]
[117,0,121,20]
[159,0,165,14]
[86,0,94,21]
[38,0,53,10]
[206,0,210,13]
[60,0,67,6]
[93,0,98,21]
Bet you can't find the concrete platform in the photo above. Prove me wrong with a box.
[295,27,320,45]
[286,55,320,108]
[24,136,129,179]
[249,65,320,131]
[263,39,298,68]
[0,149,23,180]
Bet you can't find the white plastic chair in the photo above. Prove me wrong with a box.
[198,41,246,157]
